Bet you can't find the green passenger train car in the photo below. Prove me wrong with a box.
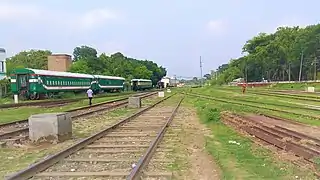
[93,75,125,93]
[10,68,126,100]
[131,79,153,91]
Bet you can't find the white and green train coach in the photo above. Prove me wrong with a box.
[10,68,125,100]
[131,79,153,91]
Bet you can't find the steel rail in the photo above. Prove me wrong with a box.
[0,90,158,109]
[0,92,156,127]
[5,93,176,180]
[0,92,157,140]
[127,96,184,180]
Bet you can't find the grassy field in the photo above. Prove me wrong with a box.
[183,93,316,179]
[186,87,320,126]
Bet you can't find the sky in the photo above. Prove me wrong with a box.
[0,0,319,78]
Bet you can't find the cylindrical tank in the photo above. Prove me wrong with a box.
[0,48,6,80]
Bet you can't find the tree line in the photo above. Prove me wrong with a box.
[211,23,320,85]
[4,46,167,85]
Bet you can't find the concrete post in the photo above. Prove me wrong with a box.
[128,97,141,108]
[28,112,72,143]
[14,94,18,103]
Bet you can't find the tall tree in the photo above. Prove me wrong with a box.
[6,50,52,75]
[211,23,320,84]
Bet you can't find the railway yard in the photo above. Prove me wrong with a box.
[2,88,320,179]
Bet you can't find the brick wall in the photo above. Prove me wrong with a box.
[48,54,72,72]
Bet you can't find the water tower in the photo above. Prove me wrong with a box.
[0,48,6,80]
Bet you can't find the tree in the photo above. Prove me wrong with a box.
[73,46,98,61]
[6,50,52,75]
[69,46,167,84]
[203,74,211,80]
[212,23,320,84]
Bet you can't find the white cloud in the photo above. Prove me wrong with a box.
[206,19,227,35]
[0,3,44,22]
[78,8,118,29]
[0,2,121,31]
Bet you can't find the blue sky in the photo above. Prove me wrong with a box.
[0,0,319,78]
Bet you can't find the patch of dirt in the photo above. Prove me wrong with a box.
[178,107,221,180]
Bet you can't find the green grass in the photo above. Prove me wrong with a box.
[185,87,320,126]
[184,97,316,179]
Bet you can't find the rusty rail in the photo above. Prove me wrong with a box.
[222,113,320,177]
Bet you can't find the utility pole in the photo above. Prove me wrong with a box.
[299,51,304,82]
[314,56,317,81]
[200,56,203,87]
[288,63,291,82]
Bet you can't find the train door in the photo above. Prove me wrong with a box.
[132,81,138,91]
[17,74,29,97]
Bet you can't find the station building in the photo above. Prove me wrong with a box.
[0,48,6,80]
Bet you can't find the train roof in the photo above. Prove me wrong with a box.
[93,75,125,80]
[131,79,152,82]
[12,68,94,78]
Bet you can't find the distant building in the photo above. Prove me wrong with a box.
[48,54,72,72]
[0,48,6,80]
[160,77,170,88]
[169,78,179,87]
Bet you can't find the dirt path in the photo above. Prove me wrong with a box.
[175,106,221,180]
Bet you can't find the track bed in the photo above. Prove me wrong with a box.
[222,112,320,177]
[5,94,183,180]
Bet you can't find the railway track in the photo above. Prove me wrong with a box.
[5,94,183,180]
[221,88,320,102]
[185,92,320,120]
[0,92,157,142]
[221,112,320,177]
[0,90,157,109]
